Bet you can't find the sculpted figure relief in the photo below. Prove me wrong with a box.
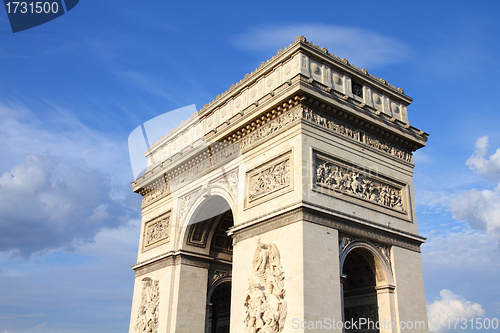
[244,241,287,333]
[249,159,290,200]
[316,160,405,212]
[135,278,159,333]
[302,107,413,162]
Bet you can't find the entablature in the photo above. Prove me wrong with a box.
[139,37,427,179]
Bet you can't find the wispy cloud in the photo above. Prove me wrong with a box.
[0,219,139,332]
[0,102,130,182]
[112,70,183,105]
[233,23,411,69]
[422,226,499,269]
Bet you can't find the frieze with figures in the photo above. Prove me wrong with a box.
[302,107,413,162]
[315,154,406,213]
[247,154,291,203]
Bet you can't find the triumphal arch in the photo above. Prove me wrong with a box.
[128,36,429,333]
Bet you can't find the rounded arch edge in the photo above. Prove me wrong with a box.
[340,240,394,287]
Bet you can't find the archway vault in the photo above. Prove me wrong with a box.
[177,181,239,251]
[340,239,397,333]
[340,241,394,287]
[180,194,235,333]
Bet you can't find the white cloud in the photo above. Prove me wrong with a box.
[0,101,141,257]
[0,154,133,257]
[466,136,500,178]
[449,189,500,236]
[416,189,451,212]
[0,102,130,183]
[448,137,500,240]
[427,289,485,333]
[422,226,500,269]
[234,24,410,69]
[0,220,139,332]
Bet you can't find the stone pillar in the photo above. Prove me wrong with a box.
[231,214,343,333]
[170,261,209,332]
[376,285,397,333]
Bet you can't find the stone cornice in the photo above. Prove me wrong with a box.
[300,91,427,152]
[132,92,427,196]
[141,36,421,174]
[230,204,425,253]
[132,37,429,194]
[132,249,231,277]
[197,36,411,118]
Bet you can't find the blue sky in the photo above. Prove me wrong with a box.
[1,1,500,332]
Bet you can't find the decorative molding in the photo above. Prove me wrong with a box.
[134,277,159,333]
[244,241,287,332]
[231,204,422,252]
[302,208,421,253]
[232,102,303,151]
[231,206,303,244]
[302,106,413,162]
[210,167,239,202]
[134,255,176,277]
[134,251,214,277]
[178,188,201,223]
[139,176,169,208]
[137,93,417,200]
[314,152,406,213]
[143,212,171,251]
[167,153,213,191]
[211,142,242,167]
[246,151,293,207]
[208,269,232,289]
[339,233,392,268]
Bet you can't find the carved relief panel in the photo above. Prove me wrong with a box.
[313,150,408,215]
[134,277,160,333]
[244,241,287,332]
[143,212,170,252]
[246,151,293,208]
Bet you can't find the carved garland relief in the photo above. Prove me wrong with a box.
[314,154,406,213]
[244,241,287,333]
[134,277,160,333]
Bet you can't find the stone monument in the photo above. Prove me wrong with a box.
[128,36,429,333]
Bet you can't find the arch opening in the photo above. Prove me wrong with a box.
[342,248,379,333]
[207,280,232,333]
[186,195,234,333]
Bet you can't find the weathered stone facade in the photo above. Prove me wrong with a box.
[128,36,429,333]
